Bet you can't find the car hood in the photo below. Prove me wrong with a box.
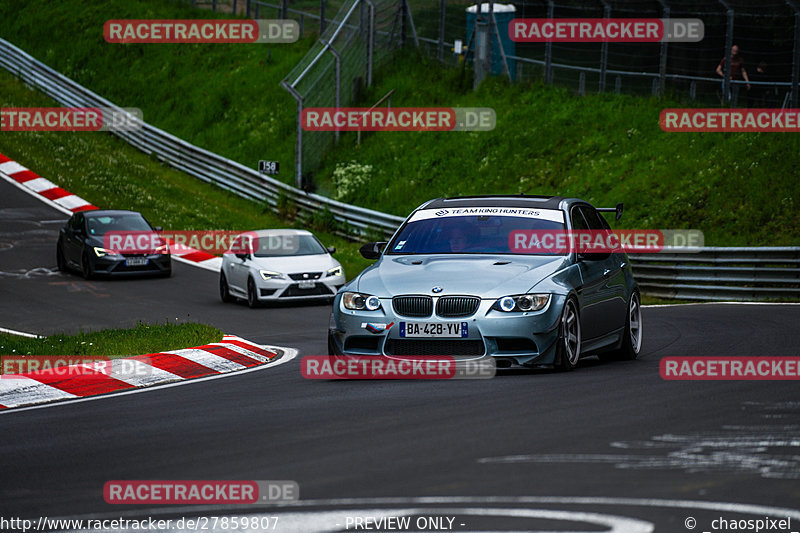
[247,253,338,274]
[356,254,569,298]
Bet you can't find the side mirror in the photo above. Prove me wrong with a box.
[235,253,250,261]
[327,246,336,254]
[153,226,163,232]
[578,251,610,262]
[359,241,387,260]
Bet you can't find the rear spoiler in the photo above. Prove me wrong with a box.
[597,203,624,221]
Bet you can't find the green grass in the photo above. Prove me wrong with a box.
[2,0,798,245]
[0,69,374,278]
[0,322,222,357]
[315,52,800,245]
[0,0,313,182]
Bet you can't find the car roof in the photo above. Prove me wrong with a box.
[248,229,313,237]
[81,209,143,217]
[422,195,569,210]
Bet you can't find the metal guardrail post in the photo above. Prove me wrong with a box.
[656,0,670,97]
[788,1,800,108]
[281,0,288,19]
[545,0,554,84]
[320,0,327,34]
[719,0,734,104]
[599,0,610,93]
[246,0,251,17]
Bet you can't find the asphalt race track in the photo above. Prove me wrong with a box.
[2,178,799,531]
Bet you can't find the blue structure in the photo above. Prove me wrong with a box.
[466,3,517,80]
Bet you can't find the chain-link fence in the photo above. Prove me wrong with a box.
[279,0,415,187]
[179,0,800,184]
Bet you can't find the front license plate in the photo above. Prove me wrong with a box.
[399,322,468,338]
[125,257,148,266]
[298,280,316,289]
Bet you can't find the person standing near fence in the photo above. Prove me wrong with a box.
[716,45,750,105]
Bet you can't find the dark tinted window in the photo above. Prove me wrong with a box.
[85,214,152,236]
[570,207,590,230]
[578,206,606,230]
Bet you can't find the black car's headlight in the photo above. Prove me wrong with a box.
[93,247,121,258]
[493,293,550,312]
[342,292,381,311]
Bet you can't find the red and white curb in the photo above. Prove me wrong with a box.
[0,335,295,411]
[0,151,222,272]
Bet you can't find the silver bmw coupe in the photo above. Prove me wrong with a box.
[328,195,642,370]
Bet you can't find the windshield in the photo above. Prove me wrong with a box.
[387,207,566,255]
[252,234,327,257]
[85,214,152,236]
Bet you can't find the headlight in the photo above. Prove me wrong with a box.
[326,265,343,277]
[493,293,550,312]
[93,247,120,258]
[154,243,169,255]
[259,270,284,281]
[342,292,381,311]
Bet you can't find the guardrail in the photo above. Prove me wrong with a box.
[0,37,405,239]
[629,247,800,301]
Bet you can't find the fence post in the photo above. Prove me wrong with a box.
[320,0,327,34]
[789,1,800,108]
[579,71,585,95]
[615,76,621,94]
[438,0,446,62]
[656,0,669,97]
[246,0,251,17]
[281,0,288,19]
[719,0,734,104]
[401,0,407,47]
[366,0,375,86]
[233,0,238,15]
[281,81,304,188]
[599,0,610,92]
[545,0,554,84]
[327,42,342,143]
[212,0,217,11]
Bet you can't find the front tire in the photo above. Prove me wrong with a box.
[81,251,94,280]
[56,243,66,272]
[247,277,259,308]
[219,273,235,303]
[554,298,581,371]
[603,291,642,361]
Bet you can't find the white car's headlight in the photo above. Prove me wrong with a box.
[326,265,343,277]
[493,293,550,312]
[342,292,381,311]
[93,247,120,258]
[259,270,285,281]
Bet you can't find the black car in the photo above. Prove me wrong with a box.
[56,210,171,279]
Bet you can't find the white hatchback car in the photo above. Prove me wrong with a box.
[219,229,345,307]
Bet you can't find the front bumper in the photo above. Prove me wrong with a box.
[329,294,566,366]
[91,253,171,276]
[254,273,345,301]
